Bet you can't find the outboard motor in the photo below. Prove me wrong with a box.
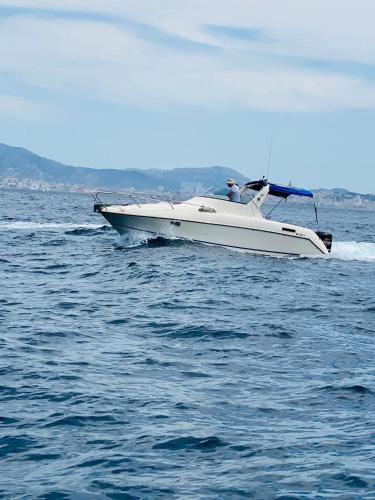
[316,231,333,253]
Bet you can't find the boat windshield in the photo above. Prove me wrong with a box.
[198,194,247,204]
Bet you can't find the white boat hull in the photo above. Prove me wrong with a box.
[101,210,327,257]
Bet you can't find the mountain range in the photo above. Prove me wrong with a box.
[0,143,247,192]
[0,142,374,208]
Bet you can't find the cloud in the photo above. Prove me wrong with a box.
[203,25,270,43]
[0,93,45,119]
[0,1,375,113]
[0,5,217,52]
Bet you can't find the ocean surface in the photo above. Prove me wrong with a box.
[1,188,375,499]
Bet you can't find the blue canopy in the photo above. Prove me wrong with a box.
[245,180,313,198]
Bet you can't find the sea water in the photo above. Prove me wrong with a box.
[1,189,374,499]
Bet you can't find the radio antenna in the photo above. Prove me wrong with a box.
[265,132,274,181]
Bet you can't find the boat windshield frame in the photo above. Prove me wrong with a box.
[196,194,247,205]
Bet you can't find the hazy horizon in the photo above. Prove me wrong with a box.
[2,141,374,195]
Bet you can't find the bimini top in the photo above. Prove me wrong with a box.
[245,179,313,198]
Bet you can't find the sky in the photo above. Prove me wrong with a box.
[0,1,374,192]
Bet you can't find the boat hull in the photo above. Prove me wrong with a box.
[101,211,326,257]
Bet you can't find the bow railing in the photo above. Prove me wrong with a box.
[92,190,182,210]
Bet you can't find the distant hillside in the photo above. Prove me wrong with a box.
[0,143,247,192]
[312,188,375,209]
[0,143,373,208]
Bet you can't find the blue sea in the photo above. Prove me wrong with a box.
[1,188,375,499]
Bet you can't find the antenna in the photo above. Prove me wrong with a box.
[265,132,274,181]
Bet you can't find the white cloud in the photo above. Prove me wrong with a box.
[0,93,46,119]
[1,1,375,112]
[3,0,375,62]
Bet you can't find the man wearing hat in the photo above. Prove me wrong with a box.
[226,178,241,202]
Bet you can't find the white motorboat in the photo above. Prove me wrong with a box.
[93,179,332,257]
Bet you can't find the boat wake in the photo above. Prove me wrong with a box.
[330,241,375,262]
[115,229,188,249]
[0,222,107,231]
[116,229,175,249]
[226,240,375,262]
[117,230,152,248]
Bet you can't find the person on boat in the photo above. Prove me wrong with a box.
[226,178,241,202]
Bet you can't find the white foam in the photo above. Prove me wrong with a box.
[0,222,105,231]
[331,241,375,262]
[118,230,156,248]
[193,239,375,262]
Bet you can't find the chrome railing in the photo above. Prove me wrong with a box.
[92,190,180,209]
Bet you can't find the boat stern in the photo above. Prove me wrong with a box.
[316,231,333,253]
